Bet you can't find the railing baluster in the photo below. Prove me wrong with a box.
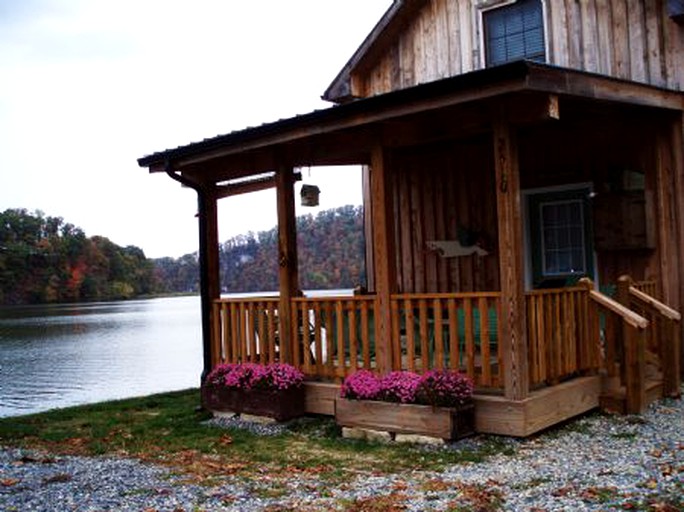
[447,298,458,371]
[479,296,491,387]
[313,301,323,376]
[405,299,416,372]
[463,298,475,381]
[360,301,370,369]
[336,300,345,372]
[433,298,444,369]
[418,299,429,371]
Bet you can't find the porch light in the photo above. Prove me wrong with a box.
[300,184,320,207]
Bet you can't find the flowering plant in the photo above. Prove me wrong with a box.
[417,369,474,407]
[340,369,473,407]
[206,362,304,392]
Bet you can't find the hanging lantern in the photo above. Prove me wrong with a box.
[300,184,320,207]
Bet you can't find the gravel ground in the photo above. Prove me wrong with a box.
[1,392,682,511]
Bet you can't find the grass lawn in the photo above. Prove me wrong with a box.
[0,389,514,484]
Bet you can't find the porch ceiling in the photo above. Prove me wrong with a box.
[138,61,684,184]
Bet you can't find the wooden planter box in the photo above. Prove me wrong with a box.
[335,398,475,441]
[202,386,305,422]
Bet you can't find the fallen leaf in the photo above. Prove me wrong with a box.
[43,473,72,485]
[1,478,20,487]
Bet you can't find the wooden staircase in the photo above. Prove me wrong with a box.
[597,276,681,414]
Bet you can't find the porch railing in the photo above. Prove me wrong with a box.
[389,293,503,388]
[211,297,280,368]
[617,276,681,398]
[290,295,377,378]
[211,279,678,410]
[525,287,598,387]
[580,278,651,413]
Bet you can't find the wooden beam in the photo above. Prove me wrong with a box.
[672,115,684,379]
[198,185,220,382]
[370,146,397,374]
[215,172,302,199]
[362,165,375,291]
[275,166,299,364]
[493,119,529,400]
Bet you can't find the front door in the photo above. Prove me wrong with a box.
[526,186,595,289]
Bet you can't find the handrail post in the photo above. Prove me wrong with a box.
[578,278,599,371]
[619,276,647,412]
[662,317,681,397]
[625,324,647,413]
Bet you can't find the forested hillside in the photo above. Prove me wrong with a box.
[0,205,366,304]
[155,205,366,294]
[0,209,155,304]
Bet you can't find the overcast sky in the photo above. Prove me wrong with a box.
[0,0,391,258]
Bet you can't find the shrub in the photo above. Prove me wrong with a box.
[340,369,473,406]
[417,369,474,407]
[378,371,422,403]
[205,362,304,392]
[340,370,383,400]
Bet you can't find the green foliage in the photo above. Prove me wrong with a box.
[0,208,156,304]
[154,204,366,294]
[0,204,366,304]
[218,204,366,293]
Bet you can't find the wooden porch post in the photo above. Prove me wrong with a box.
[370,146,396,374]
[493,119,529,400]
[275,165,299,364]
[198,185,220,382]
[673,115,684,379]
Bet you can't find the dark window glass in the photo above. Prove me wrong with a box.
[484,0,545,66]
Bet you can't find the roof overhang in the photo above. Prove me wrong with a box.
[138,62,684,184]
[323,0,429,103]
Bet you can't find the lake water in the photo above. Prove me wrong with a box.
[0,296,203,417]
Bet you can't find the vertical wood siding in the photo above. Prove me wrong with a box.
[391,137,500,293]
[355,0,683,97]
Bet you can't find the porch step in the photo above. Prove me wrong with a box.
[599,377,663,414]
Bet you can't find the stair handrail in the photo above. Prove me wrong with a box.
[579,278,650,413]
[586,288,649,330]
[628,286,681,322]
[619,275,681,399]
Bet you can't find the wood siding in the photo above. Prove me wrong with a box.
[353,0,684,98]
[390,137,501,293]
[383,105,674,297]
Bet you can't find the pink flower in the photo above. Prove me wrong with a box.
[205,362,304,392]
[340,369,473,406]
[379,371,422,403]
[340,370,382,400]
[417,369,474,407]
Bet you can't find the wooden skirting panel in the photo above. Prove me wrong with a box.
[474,376,601,437]
[305,376,601,437]
[304,382,340,415]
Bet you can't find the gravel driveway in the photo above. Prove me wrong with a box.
[1,390,682,511]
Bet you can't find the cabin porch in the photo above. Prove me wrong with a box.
[211,277,680,436]
[138,62,684,437]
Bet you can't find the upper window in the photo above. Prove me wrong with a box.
[483,0,545,67]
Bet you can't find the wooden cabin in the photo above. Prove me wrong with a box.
[139,0,683,436]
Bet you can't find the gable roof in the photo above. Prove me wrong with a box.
[323,0,428,103]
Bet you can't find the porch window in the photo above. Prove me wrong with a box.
[539,200,586,276]
[528,187,594,287]
[483,0,545,67]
